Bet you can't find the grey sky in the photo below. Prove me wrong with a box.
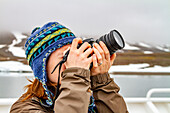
[0,0,170,45]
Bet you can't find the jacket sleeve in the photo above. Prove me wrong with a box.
[54,67,91,113]
[91,73,128,113]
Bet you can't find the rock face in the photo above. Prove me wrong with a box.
[0,32,16,45]
[0,32,16,60]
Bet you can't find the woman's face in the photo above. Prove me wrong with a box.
[46,44,71,84]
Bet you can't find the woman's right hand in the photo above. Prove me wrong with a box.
[65,38,93,70]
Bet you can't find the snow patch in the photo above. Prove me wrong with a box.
[8,47,25,57]
[138,42,151,48]
[142,65,170,72]
[156,46,169,52]
[0,61,32,72]
[0,45,6,48]
[143,51,153,54]
[124,43,140,50]
[109,63,170,73]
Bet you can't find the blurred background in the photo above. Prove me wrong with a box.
[0,0,170,113]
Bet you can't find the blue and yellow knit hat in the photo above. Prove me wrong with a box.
[24,22,76,106]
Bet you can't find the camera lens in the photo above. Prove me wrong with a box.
[97,30,125,55]
[112,30,124,48]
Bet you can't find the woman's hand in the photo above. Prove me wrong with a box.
[65,38,93,70]
[91,41,116,76]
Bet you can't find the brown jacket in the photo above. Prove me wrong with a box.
[10,67,128,113]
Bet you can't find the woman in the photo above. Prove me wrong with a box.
[10,22,128,113]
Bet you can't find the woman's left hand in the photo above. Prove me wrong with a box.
[91,41,116,76]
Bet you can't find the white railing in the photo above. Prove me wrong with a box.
[146,88,170,113]
[125,88,170,113]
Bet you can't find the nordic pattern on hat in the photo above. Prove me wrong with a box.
[25,22,75,66]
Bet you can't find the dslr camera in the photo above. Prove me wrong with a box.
[80,30,125,56]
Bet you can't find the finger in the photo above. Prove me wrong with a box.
[99,41,110,61]
[110,53,116,65]
[71,38,82,50]
[92,54,98,68]
[87,55,93,64]
[79,42,91,53]
[93,47,102,64]
[83,48,93,58]
[93,43,105,59]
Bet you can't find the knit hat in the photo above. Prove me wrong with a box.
[24,22,76,106]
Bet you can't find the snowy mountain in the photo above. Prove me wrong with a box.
[124,42,170,53]
[0,31,169,73]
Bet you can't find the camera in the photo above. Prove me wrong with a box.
[80,30,125,55]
